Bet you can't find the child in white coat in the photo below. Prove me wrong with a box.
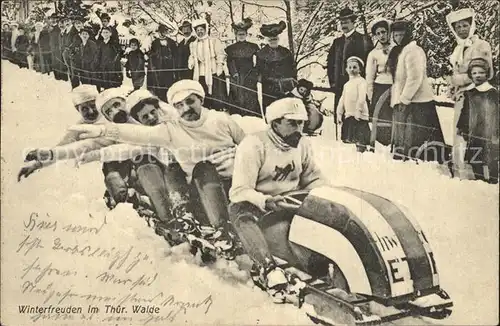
[336,56,371,151]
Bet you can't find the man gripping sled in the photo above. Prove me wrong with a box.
[68,80,246,253]
[228,97,329,301]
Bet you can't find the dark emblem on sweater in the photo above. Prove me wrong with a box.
[273,161,295,181]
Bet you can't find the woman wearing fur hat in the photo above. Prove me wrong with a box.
[225,18,260,116]
[188,19,228,111]
[445,8,493,179]
[365,18,393,145]
[147,24,178,102]
[457,58,498,184]
[31,21,51,74]
[255,21,296,112]
[386,20,445,162]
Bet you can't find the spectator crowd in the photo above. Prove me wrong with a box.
[2,5,498,184]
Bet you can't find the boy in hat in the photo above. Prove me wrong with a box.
[13,26,29,68]
[225,18,261,116]
[256,21,296,112]
[176,20,196,81]
[75,27,99,86]
[285,78,324,135]
[326,7,372,139]
[228,97,328,301]
[457,58,499,183]
[68,80,246,253]
[125,38,146,90]
[96,13,119,44]
[147,24,177,101]
[97,26,123,90]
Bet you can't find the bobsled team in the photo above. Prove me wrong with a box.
[18,80,329,301]
[12,4,499,305]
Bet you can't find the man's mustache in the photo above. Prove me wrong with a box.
[182,108,197,118]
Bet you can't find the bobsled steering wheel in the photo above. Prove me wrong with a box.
[275,189,310,211]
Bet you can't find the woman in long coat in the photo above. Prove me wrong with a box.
[225,18,260,116]
[31,22,52,74]
[386,20,446,162]
[445,8,493,179]
[255,21,297,113]
[147,24,177,102]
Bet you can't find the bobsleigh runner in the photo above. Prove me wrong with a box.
[135,185,453,325]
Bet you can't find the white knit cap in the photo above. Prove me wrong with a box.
[167,80,205,104]
[71,84,98,106]
[95,87,127,114]
[126,89,159,118]
[265,98,308,123]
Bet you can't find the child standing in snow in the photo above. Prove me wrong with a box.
[457,58,499,184]
[336,56,371,152]
[125,38,146,90]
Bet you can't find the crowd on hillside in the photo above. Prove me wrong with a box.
[2,5,498,183]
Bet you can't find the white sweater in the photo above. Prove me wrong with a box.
[365,43,393,99]
[390,41,434,107]
[103,108,245,181]
[229,129,328,211]
[336,76,369,121]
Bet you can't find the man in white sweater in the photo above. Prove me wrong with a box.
[69,80,245,249]
[229,97,329,300]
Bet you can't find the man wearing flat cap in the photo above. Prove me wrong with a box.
[327,7,372,140]
[228,97,328,297]
[176,20,196,81]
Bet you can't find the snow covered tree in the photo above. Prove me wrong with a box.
[58,0,90,19]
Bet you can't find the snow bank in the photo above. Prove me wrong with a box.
[1,61,498,325]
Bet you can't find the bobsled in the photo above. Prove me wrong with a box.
[172,185,453,325]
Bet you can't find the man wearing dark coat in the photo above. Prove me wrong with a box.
[31,22,52,74]
[75,27,99,86]
[97,26,123,90]
[225,18,260,116]
[62,16,84,88]
[13,26,29,68]
[256,21,297,114]
[327,7,373,140]
[2,23,12,60]
[95,13,119,45]
[147,24,177,101]
[175,20,196,81]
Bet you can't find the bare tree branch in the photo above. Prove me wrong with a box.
[137,1,161,24]
[400,1,437,19]
[283,0,294,56]
[241,3,245,20]
[225,0,235,25]
[297,60,326,72]
[294,0,324,62]
[296,43,330,65]
[238,0,286,13]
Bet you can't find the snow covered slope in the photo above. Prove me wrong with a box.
[1,61,498,325]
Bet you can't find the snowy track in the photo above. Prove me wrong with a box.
[1,61,498,325]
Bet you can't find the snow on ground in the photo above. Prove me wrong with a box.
[1,61,498,325]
